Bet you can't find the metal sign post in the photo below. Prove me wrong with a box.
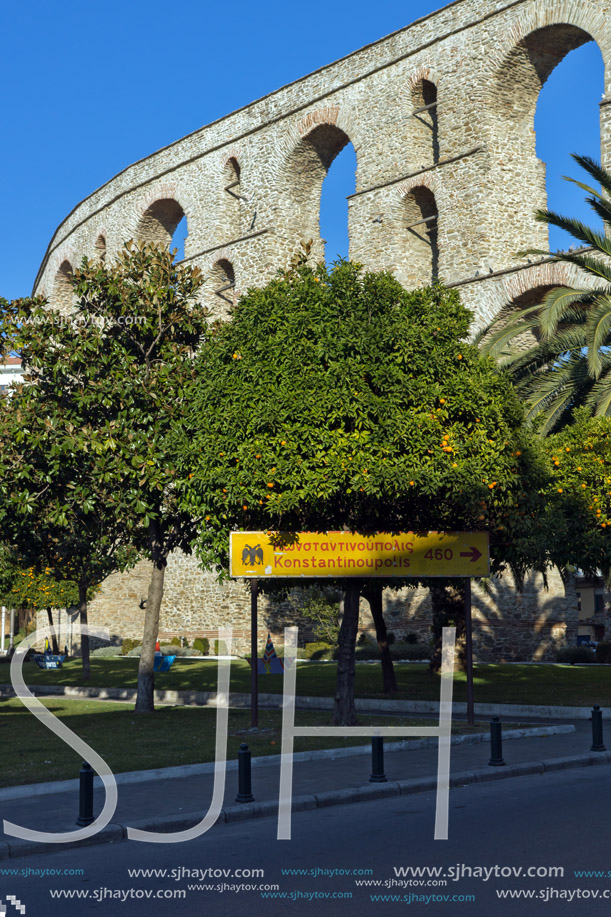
[232,531,489,733]
[464,577,475,727]
[250,578,259,729]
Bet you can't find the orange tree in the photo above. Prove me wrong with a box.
[175,260,550,725]
[544,409,611,579]
[0,550,85,652]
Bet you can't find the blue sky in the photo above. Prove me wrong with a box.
[0,0,604,299]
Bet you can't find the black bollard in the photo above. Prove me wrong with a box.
[235,743,255,803]
[591,705,606,752]
[488,717,506,766]
[76,762,94,826]
[369,736,387,783]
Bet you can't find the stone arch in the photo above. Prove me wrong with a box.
[502,261,578,304]
[410,78,439,168]
[94,234,106,262]
[136,197,186,248]
[278,114,360,265]
[53,260,74,312]
[473,260,584,341]
[396,181,439,288]
[287,123,351,257]
[484,12,608,263]
[207,258,236,317]
[222,156,243,241]
[491,24,596,118]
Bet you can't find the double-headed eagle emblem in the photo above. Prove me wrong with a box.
[241,544,264,566]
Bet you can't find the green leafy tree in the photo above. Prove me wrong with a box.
[479,154,611,434]
[543,409,611,581]
[0,328,141,676]
[175,260,548,724]
[0,546,86,653]
[0,243,208,704]
[287,586,342,645]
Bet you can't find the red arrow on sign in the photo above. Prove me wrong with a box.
[460,546,482,563]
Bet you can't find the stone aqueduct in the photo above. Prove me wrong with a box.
[35,0,611,324]
[34,0,610,659]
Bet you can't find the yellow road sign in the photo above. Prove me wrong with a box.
[230,531,489,578]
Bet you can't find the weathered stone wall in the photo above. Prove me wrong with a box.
[33,0,611,334]
[52,552,574,663]
[32,0,603,660]
[76,556,329,653]
[361,568,578,662]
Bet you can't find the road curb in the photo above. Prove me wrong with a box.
[2,751,609,858]
[0,725,575,802]
[3,825,124,859]
[0,683,605,719]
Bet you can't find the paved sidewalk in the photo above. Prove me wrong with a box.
[0,715,608,859]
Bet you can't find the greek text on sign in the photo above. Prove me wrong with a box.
[230,531,489,578]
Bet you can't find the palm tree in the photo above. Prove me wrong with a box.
[479,154,611,435]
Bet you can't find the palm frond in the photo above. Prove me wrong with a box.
[519,353,589,397]
[514,247,554,260]
[535,210,611,260]
[564,177,605,201]
[547,252,611,286]
[570,153,611,197]
[524,385,575,435]
[483,154,611,434]
[586,197,611,225]
[585,370,611,417]
[585,297,611,377]
[478,315,542,359]
[538,287,594,338]
[521,358,593,434]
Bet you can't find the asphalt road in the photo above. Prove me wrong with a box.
[4,766,611,916]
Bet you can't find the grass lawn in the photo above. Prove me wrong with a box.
[0,698,490,787]
[7,657,611,708]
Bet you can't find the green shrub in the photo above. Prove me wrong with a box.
[271,644,307,660]
[556,646,595,665]
[121,638,138,656]
[596,642,611,663]
[127,645,143,657]
[353,643,430,661]
[91,646,123,658]
[354,646,378,660]
[161,645,198,657]
[193,638,209,655]
[386,631,396,645]
[213,639,228,656]
[391,644,430,661]
[170,636,181,647]
[405,632,419,645]
[304,641,335,661]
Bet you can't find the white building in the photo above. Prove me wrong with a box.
[0,356,24,394]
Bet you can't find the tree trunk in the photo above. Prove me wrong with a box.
[333,580,361,726]
[46,607,60,654]
[429,582,466,673]
[78,582,90,682]
[136,522,167,714]
[363,584,397,693]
